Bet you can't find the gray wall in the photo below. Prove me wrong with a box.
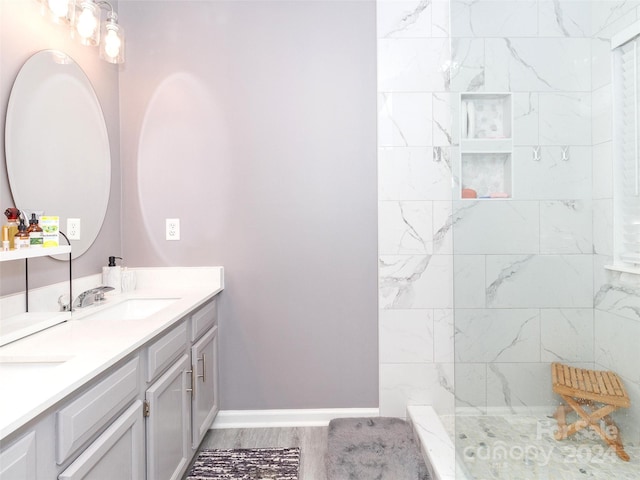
[0,0,122,296]
[119,1,378,409]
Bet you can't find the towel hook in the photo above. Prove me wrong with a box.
[433,147,442,163]
[561,146,570,161]
[533,146,541,162]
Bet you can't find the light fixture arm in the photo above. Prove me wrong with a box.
[95,1,115,18]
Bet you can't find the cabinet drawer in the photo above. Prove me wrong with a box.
[190,299,217,341]
[58,401,144,480]
[146,322,188,382]
[56,357,139,464]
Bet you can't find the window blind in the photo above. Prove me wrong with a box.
[616,39,640,265]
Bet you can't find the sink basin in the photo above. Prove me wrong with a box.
[0,355,73,375]
[79,298,178,321]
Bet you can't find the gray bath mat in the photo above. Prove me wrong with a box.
[326,417,430,480]
[186,447,300,479]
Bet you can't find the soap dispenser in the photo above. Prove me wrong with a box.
[102,256,123,294]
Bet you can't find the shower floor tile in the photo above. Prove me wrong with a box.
[443,414,640,480]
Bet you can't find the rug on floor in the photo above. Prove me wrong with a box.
[186,447,300,480]
[326,417,430,480]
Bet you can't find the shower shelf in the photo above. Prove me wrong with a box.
[459,93,513,199]
[461,93,512,141]
[460,139,511,152]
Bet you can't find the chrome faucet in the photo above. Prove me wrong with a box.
[73,286,115,309]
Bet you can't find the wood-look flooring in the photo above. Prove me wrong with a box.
[184,427,329,480]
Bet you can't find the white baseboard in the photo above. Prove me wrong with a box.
[211,408,380,429]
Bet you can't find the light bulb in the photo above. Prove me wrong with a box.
[103,29,121,59]
[48,0,68,18]
[77,7,98,39]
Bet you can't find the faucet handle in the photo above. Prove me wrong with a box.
[93,285,115,302]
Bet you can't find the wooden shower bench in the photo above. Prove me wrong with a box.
[551,362,631,461]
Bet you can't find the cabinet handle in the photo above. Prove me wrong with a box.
[197,354,206,382]
[186,369,195,397]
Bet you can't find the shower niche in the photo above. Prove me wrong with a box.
[459,93,513,199]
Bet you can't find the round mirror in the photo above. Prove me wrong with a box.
[5,50,111,259]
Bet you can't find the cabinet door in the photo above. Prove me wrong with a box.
[58,401,144,480]
[191,325,219,448]
[146,354,191,480]
[0,431,36,480]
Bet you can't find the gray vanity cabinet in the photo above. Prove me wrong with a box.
[144,297,219,480]
[0,296,220,480]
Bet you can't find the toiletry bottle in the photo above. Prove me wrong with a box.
[2,226,9,251]
[102,256,123,294]
[14,218,30,249]
[3,208,19,249]
[26,213,43,248]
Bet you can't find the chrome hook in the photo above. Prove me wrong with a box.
[433,147,443,163]
[533,146,541,162]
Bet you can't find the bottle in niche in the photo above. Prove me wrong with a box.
[26,213,43,248]
[14,218,30,249]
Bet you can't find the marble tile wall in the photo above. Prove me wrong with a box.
[378,1,640,444]
[377,0,456,418]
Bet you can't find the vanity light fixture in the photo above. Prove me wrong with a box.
[42,0,74,24]
[74,0,101,46]
[38,0,125,64]
[99,8,125,64]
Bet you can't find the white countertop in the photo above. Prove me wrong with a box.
[0,267,224,439]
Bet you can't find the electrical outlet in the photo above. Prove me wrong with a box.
[67,218,81,240]
[166,218,180,241]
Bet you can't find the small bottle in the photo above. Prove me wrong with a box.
[14,218,30,250]
[3,208,19,250]
[26,213,43,248]
[2,225,9,251]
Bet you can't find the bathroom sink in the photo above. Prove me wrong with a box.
[79,298,178,321]
[0,355,73,375]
